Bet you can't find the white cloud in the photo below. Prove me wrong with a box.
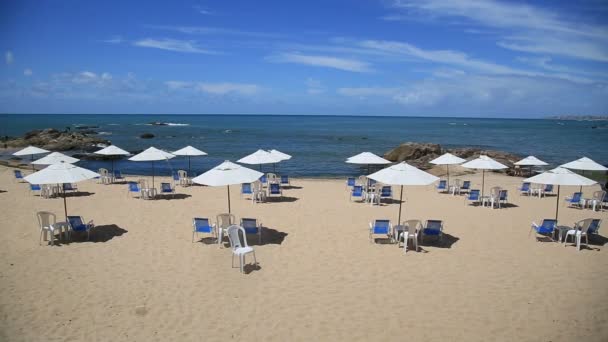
[101,72,112,81]
[387,0,608,62]
[23,69,32,76]
[133,38,218,54]
[193,5,213,15]
[149,25,281,39]
[5,51,14,65]
[338,87,400,97]
[102,36,124,44]
[165,81,260,95]
[267,53,372,73]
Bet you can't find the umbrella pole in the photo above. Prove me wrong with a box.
[63,185,68,222]
[111,159,115,182]
[397,185,404,225]
[227,185,231,214]
[188,156,191,176]
[447,165,450,187]
[31,155,35,172]
[152,161,155,188]
[555,185,560,222]
[482,170,485,199]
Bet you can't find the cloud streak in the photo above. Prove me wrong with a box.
[133,38,218,54]
[166,81,260,95]
[267,53,372,73]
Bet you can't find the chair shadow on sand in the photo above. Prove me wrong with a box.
[154,194,192,201]
[265,196,299,203]
[71,224,128,243]
[203,226,289,247]
[64,191,95,198]
[417,232,460,253]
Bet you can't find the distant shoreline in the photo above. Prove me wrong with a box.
[545,115,608,121]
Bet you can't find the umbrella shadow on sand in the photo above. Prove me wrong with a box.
[64,191,95,198]
[417,233,460,252]
[73,224,128,243]
[265,196,299,203]
[153,194,192,201]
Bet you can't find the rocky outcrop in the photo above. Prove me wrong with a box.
[384,142,521,175]
[139,133,155,139]
[2,128,110,152]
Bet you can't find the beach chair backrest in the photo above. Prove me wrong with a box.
[498,190,508,200]
[128,182,140,192]
[438,180,446,189]
[242,183,252,194]
[491,186,501,196]
[269,183,280,194]
[179,170,188,178]
[260,175,267,184]
[281,175,289,184]
[138,179,147,188]
[540,219,557,232]
[521,182,530,191]
[30,184,41,191]
[241,218,258,234]
[252,181,262,192]
[571,192,582,202]
[373,220,390,234]
[267,173,277,182]
[588,219,601,234]
[425,220,443,232]
[469,189,480,200]
[352,185,363,196]
[67,216,85,230]
[217,213,236,229]
[193,218,213,233]
[347,177,355,186]
[358,175,367,186]
[461,181,471,190]
[544,184,553,192]
[381,186,392,197]
[593,191,606,202]
[227,225,247,250]
[172,172,180,181]
[453,179,461,187]
[405,219,422,237]
[14,170,23,179]
[37,211,56,229]
[161,183,172,192]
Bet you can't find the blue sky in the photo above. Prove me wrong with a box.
[1,0,607,117]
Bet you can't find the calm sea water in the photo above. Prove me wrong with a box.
[1,114,607,177]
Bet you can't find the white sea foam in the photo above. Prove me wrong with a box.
[98,131,112,135]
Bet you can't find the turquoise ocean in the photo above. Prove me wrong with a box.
[1,114,607,177]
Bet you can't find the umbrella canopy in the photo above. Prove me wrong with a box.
[515,155,548,166]
[192,160,263,213]
[346,152,391,165]
[238,149,282,171]
[430,153,465,186]
[13,146,50,156]
[368,162,439,224]
[268,149,292,161]
[13,145,50,171]
[95,145,130,176]
[24,161,100,221]
[172,146,207,175]
[524,167,596,221]
[94,145,130,156]
[129,147,175,187]
[32,152,79,165]
[560,157,608,171]
[462,155,508,199]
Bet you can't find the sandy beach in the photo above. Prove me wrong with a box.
[0,165,607,341]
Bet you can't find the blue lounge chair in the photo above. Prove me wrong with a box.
[497,190,508,208]
[465,189,480,206]
[14,169,25,182]
[368,179,377,188]
[350,185,364,202]
[30,184,42,196]
[530,219,556,241]
[127,181,141,198]
[160,182,175,198]
[436,180,447,193]
[241,218,262,244]
[280,175,290,186]
[421,220,443,244]
[459,180,471,194]
[346,177,356,189]
[542,184,553,196]
[192,217,217,243]
[369,219,392,243]
[67,215,94,241]
[113,170,124,181]
[260,175,267,185]
[565,192,583,208]
[518,182,531,196]
[241,183,253,199]
[63,183,77,193]
[587,219,602,235]
[380,186,392,203]
[268,183,282,199]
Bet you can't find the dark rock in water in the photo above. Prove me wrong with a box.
[4,128,110,152]
[72,153,123,161]
[140,133,155,139]
[384,142,521,173]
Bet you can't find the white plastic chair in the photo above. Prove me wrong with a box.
[226,225,257,273]
[400,219,422,253]
[216,213,236,247]
[564,219,593,251]
[36,211,57,245]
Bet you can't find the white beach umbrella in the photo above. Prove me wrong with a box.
[461,155,508,199]
[128,147,175,187]
[430,153,466,186]
[32,152,79,165]
[192,160,263,213]
[238,149,282,171]
[524,167,596,221]
[346,152,391,174]
[13,145,50,171]
[268,149,292,173]
[515,156,548,166]
[94,145,130,175]
[560,157,607,192]
[368,162,439,224]
[24,161,100,220]
[172,145,207,175]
